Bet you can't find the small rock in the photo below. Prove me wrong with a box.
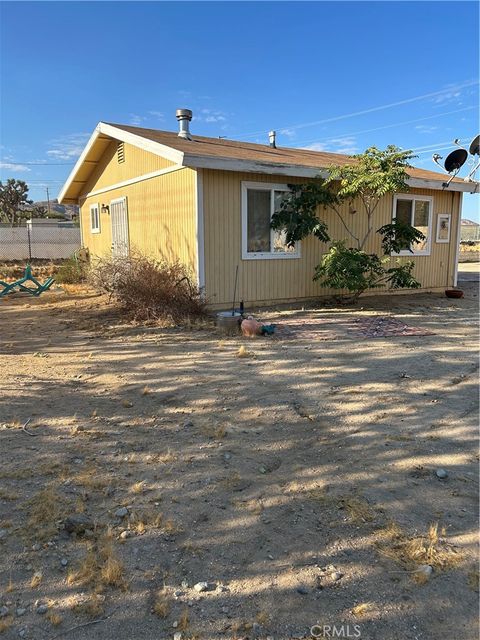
[436,468,448,479]
[223,452,232,461]
[16,608,26,617]
[330,571,343,581]
[120,530,132,539]
[172,621,178,628]
[61,558,68,567]
[0,529,7,540]
[174,633,183,640]
[0,606,9,618]
[183,419,193,428]
[417,564,433,578]
[115,507,129,518]
[181,580,189,589]
[18,630,26,638]
[32,543,41,552]
[193,581,215,592]
[216,584,229,592]
[64,514,94,535]
[36,604,48,615]
[297,586,309,595]
[173,590,183,597]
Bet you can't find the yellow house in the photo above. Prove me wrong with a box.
[58,110,478,308]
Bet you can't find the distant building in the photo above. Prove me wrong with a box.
[461,219,480,242]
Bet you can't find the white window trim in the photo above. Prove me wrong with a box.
[241,181,301,260]
[436,213,451,243]
[392,193,433,256]
[90,203,100,234]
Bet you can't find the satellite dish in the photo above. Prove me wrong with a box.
[432,153,443,168]
[444,148,468,173]
[469,135,480,156]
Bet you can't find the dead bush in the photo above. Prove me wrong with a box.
[89,254,207,324]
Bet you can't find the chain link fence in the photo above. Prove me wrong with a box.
[0,219,81,261]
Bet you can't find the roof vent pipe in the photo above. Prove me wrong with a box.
[176,109,193,140]
[269,130,276,148]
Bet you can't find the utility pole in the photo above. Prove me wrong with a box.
[46,187,51,217]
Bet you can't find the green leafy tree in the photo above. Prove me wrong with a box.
[0,179,32,225]
[271,145,426,301]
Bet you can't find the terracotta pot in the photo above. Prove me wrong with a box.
[241,316,262,337]
[445,289,464,299]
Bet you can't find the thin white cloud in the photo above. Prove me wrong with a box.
[148,110,165,120]
[47,133,90,160]
[279,128,296,139]
[415,125,439,133]
[194,108,228,124]
[0,162,30,172]
[302,137,359,155]
[129,114,147,126]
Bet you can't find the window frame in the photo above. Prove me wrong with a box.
[90,203,100,234]
[241,181,301,260]
[392,193,433,256]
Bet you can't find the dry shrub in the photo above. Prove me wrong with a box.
[72,594,105,617]
[67,531,125,591]
[0,616,13,633]
[0,489,19,501]
[177,608,190,631]
[46,610,63,626]
[130,507,163,533]
[90,254,207,324]
[338,495,376,524]
[375,521,463,572]
[30,571,43,588]
[153,588,170,618]
[26,487,64,541]
[351,602,373,617]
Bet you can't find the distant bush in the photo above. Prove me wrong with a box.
[55,255,88,284]
[90,254,207,324]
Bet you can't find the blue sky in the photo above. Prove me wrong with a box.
[1,1,479,219]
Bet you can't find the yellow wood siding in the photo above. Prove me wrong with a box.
[202,169,461,307]
[78,143,197,273]
[82,141,175,194]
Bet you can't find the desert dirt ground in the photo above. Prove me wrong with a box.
[0,270,478,640]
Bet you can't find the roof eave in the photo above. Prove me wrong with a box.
[58,122,185,204]
[183,154,479,193]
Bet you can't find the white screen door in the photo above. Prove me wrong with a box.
[110,197,129,257]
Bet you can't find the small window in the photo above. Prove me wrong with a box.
[392,194,432,255]
[117,141,125,164]
[436,213,451,243]
[90,203,100,234]
[241,182,300,260]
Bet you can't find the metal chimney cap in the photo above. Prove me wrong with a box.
[268,130,276,148]
[176,109,193,121]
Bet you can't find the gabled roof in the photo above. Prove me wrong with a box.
[58,122,479,203]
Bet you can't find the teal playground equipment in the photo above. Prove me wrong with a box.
[0,264,55,298]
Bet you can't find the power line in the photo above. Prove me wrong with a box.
[235,80,479,140]
[0,161,75,166]
[290,106,477,149]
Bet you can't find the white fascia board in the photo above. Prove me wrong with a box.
[406,177,479,193]
[58,122,185,204]
[98,123,184,165]
[58,125,103,203]
[184,154,480,193]
[183,154,329,179]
